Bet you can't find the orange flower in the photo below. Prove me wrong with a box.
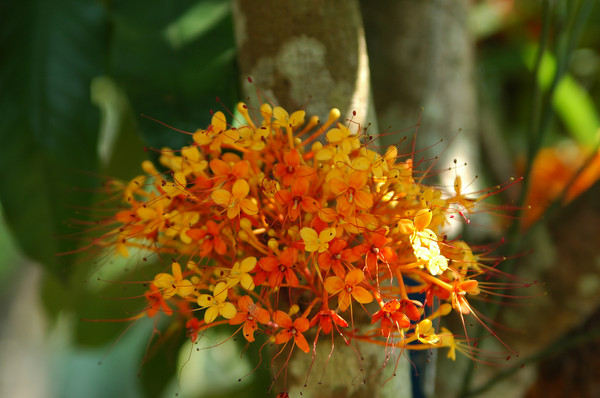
[185,220,227,257]
[524,145,600,227]
[94,100,514,372]
[145,283,173,317]
[329,170,373,209]
[324,268,373,311]
[273,311,310,353]
[209,157,250,188]
[317,238,354,278]
[275,179,320,221]
[451,279,480,315]
[352,232,397,273]
[185,317,203,342]
[273,149,314,187]
[371,300,410,337]
[257,248,300,287]
[229,296,270,342]
[400,299,422,322]
[425,283,451,307]
[309,308,348,335]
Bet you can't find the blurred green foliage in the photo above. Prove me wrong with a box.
[0,1,241,397]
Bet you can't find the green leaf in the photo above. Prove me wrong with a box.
[107,0,239,151]
[525,45,600,146]
[0,0,108,278]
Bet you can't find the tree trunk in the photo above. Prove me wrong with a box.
[361,0,479,188]
[232,0,374,125]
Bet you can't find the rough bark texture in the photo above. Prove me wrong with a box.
[233,0,373,125]
[361,0,478,183]
[232,1,409,397]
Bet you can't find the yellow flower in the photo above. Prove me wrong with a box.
[415,319,440,345]
[300,227,336,253]
[226,257,257,290]
[427,254,449,276]
[197,282,236,324]
[326,124,361,154]
[438,327,457,360]
[211,179,258,219]
[153,262,195,299]
[193,111,239,152]
[273,106,306,128]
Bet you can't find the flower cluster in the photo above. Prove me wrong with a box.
[100,101,502,370]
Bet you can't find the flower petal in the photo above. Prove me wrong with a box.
[352,286,374,304]
[242,321,258,342]
[284,149,301,167]
[211,111,227,133]
[414,209,432,231]
[232,179,250,199]
[238,295,253,312]
[171,262,183,280]
[232,161,249,178]
[329,178,347,195]
[176,279,195,298]
[241,274,255,290]
[300,227,318,245]
[354,190,373,209]
[345,268,365,285]
[326,127,345,143]
[213,282,228,302]
[294,333,310,353]
[220,302,237,320]
[256,307,270,324]
[241,198,259,215]
[294,317,310,333]
[210,158,230,176]
[273,106,289,123]
[226,206,240,219]
[324,276,344,294]
[258,256,279,272]
[319,227,336,244]
[288,110,305,127]
[204,306,219,324]
[212,189,232,206]
[229,312,246,326]
[275,330,292,345]
[273,310,293,328]
[197,294,214,308]
[338,291,351,311]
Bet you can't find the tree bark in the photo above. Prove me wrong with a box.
[232,0,374,125]
[361,0,478,187]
